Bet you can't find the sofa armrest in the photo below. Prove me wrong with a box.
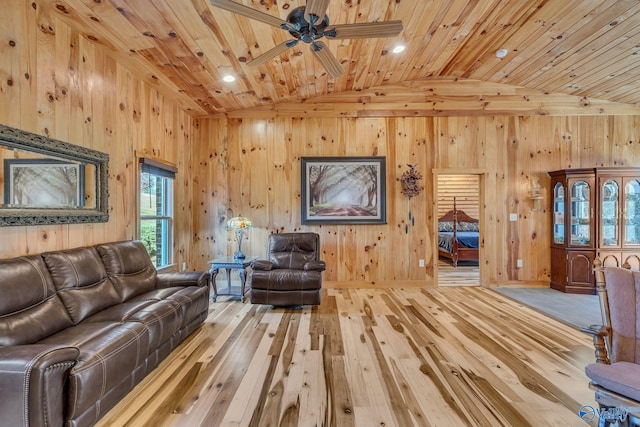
[304,260,326,272]
[581,324,611,365]
[251,260,274,271]
[157,271,209,288]
[0,344,79,427]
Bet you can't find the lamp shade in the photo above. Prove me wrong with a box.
[227,215,251,260]
[226,215,252,230]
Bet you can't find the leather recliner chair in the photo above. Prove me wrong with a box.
[250,232,326,306]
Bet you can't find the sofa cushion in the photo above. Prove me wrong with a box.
[127,301,184,350]
[81,300,158,324]
[268,233,319,270]
[0,255,73,345]
[43,247,121,324]
[586,361,640,402]
[95,241,158,301]
[39,321,150,421]
[164,286,210,326]
[251,269,323,291]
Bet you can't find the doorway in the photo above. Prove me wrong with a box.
[435,173,482,286]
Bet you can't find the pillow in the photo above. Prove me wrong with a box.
[458,221,479,232]
[438,221,454,232]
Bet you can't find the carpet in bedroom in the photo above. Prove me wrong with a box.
[492,287,601,330]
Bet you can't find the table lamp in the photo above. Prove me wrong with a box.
[226,214,252,259]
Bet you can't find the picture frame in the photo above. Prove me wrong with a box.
[301,156,386,225]
[3,159,85,208]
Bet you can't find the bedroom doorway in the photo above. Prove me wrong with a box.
[435,173,482,286]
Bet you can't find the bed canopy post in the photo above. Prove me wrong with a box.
[452,196,458,266]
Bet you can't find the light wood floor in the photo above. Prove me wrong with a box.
[96,287,596,426]
[437,258,480,286]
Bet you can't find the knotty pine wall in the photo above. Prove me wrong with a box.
[3,2,640,288]
[193,115,640,286]
[0,1,195,268]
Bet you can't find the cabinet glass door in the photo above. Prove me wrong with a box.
[624,179,640,246]
[570,180,591,246]
[553,182,565,244]
[601,179,619,247]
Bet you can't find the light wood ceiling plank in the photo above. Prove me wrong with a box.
[59,0,154,50]
[440,0,550,79]
[399,0,470,82]
[467,0,597,83]
[428,0,509,75]
[500,1,638,89]
[536,5,640,95]
[45,0,640,115]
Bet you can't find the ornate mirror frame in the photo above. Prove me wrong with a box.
[0,123,109,226]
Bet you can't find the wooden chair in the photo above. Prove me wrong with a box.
[582,259,640,426]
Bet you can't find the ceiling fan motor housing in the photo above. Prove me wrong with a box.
[286,6,330,43]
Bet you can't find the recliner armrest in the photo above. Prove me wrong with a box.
[252,260,274,271]
[157,271,209,288]
[0,344,80,427]
[304,260,326,271]
[581,324,611,365]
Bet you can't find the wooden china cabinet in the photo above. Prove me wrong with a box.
[550,168,640,294]
[596,169,640,271]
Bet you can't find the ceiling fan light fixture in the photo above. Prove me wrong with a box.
[209,0,403,78]
[392,45,405,54]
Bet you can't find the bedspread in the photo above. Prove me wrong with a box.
[438,231,479,253]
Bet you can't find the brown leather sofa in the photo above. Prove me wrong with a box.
[0,240,210,427]
[250,232,325,306]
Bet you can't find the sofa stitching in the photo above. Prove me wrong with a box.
[42,361,76,426]
[0,293,61,320]
[21,256,50,299]
[22,348,70,427]
[60,253,81,288]
[69,372,78,418]
[71,330,141,372]
[112,246,125,273]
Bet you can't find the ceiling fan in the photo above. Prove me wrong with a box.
[210,0,403,78]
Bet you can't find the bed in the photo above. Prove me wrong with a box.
[437,200,480,268]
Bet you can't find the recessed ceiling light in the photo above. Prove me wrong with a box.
[495,48,509,58]
[392,45,406,54]
[222,75,236,83]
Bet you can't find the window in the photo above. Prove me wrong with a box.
[139,158,176,268]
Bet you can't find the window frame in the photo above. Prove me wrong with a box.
[138,158,177,270]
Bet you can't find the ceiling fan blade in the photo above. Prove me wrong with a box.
[311,41,344,78]
[304,0,330,24]
[247,40,299,67]
[210,0,288,28]
[325,20,403,39]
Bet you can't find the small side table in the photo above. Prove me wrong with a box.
[207,256,257,302]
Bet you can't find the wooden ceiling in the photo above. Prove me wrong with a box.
[46,0,640,117]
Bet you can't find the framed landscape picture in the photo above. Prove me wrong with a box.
[3,159,84,208]
[301,156,386,225]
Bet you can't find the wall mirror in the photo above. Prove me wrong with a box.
[0,123,109,226]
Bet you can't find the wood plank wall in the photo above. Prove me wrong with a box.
[192,115,640,286]
[3,1,640,289]
[437,175,480,219]
[0,1,194,268]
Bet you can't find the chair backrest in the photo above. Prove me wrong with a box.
[598,266,640,363]
[267,232,320,270]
